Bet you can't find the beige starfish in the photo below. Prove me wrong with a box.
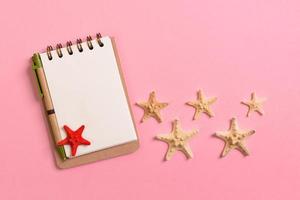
[155,119,198,160]
[241,92,265,117]
[136,91,168,123]
[215,118,255,157]
[186,90,217,120]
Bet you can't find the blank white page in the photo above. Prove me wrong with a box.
[40,36,137,158]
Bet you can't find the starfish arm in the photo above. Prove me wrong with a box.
[197,90,204,101]
[255,107,264,115]
[79,137,91,145]
[215,131,228,140]
[193,109,201,120]
[207,97,217,105]
[76,125,85,135]
[251,92,256,100]
[165,145,177,161]
[246,107,252,117]
[63,125,74,137]
[156,134,173,143]
[135,102,148,109]
[221,143,234,157]
[148,91,157,103]
[240,129,255,138]
[157,102,168,109]
[241,101,249,106]
[237,142,250,156]
[153,112,163,123]
[204,108,214,117]
[171,120,181,132]
[229,118,239,131]
[181,144,194,159]
[71,143,79,156]
[140,113,151,123]
[187,102,200,120]
[186,101,197,107]
[241,101,251,116]
[182,130,197,140]
[57,138,69,146]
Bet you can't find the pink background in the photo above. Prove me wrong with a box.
[1,0,299,199]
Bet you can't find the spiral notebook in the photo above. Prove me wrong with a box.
[32,34,139,169]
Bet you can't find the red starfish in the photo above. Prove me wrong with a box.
[57,125,91,156]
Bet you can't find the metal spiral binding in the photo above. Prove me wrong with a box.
[46,46,53,60]
[86,35,93,49]
[96,33,104,47]
[66,41,73,55]
[46,33,104,60]
[56,43,63,58]
[76,38,83,52]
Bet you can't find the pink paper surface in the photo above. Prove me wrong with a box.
[0,0,299,199]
